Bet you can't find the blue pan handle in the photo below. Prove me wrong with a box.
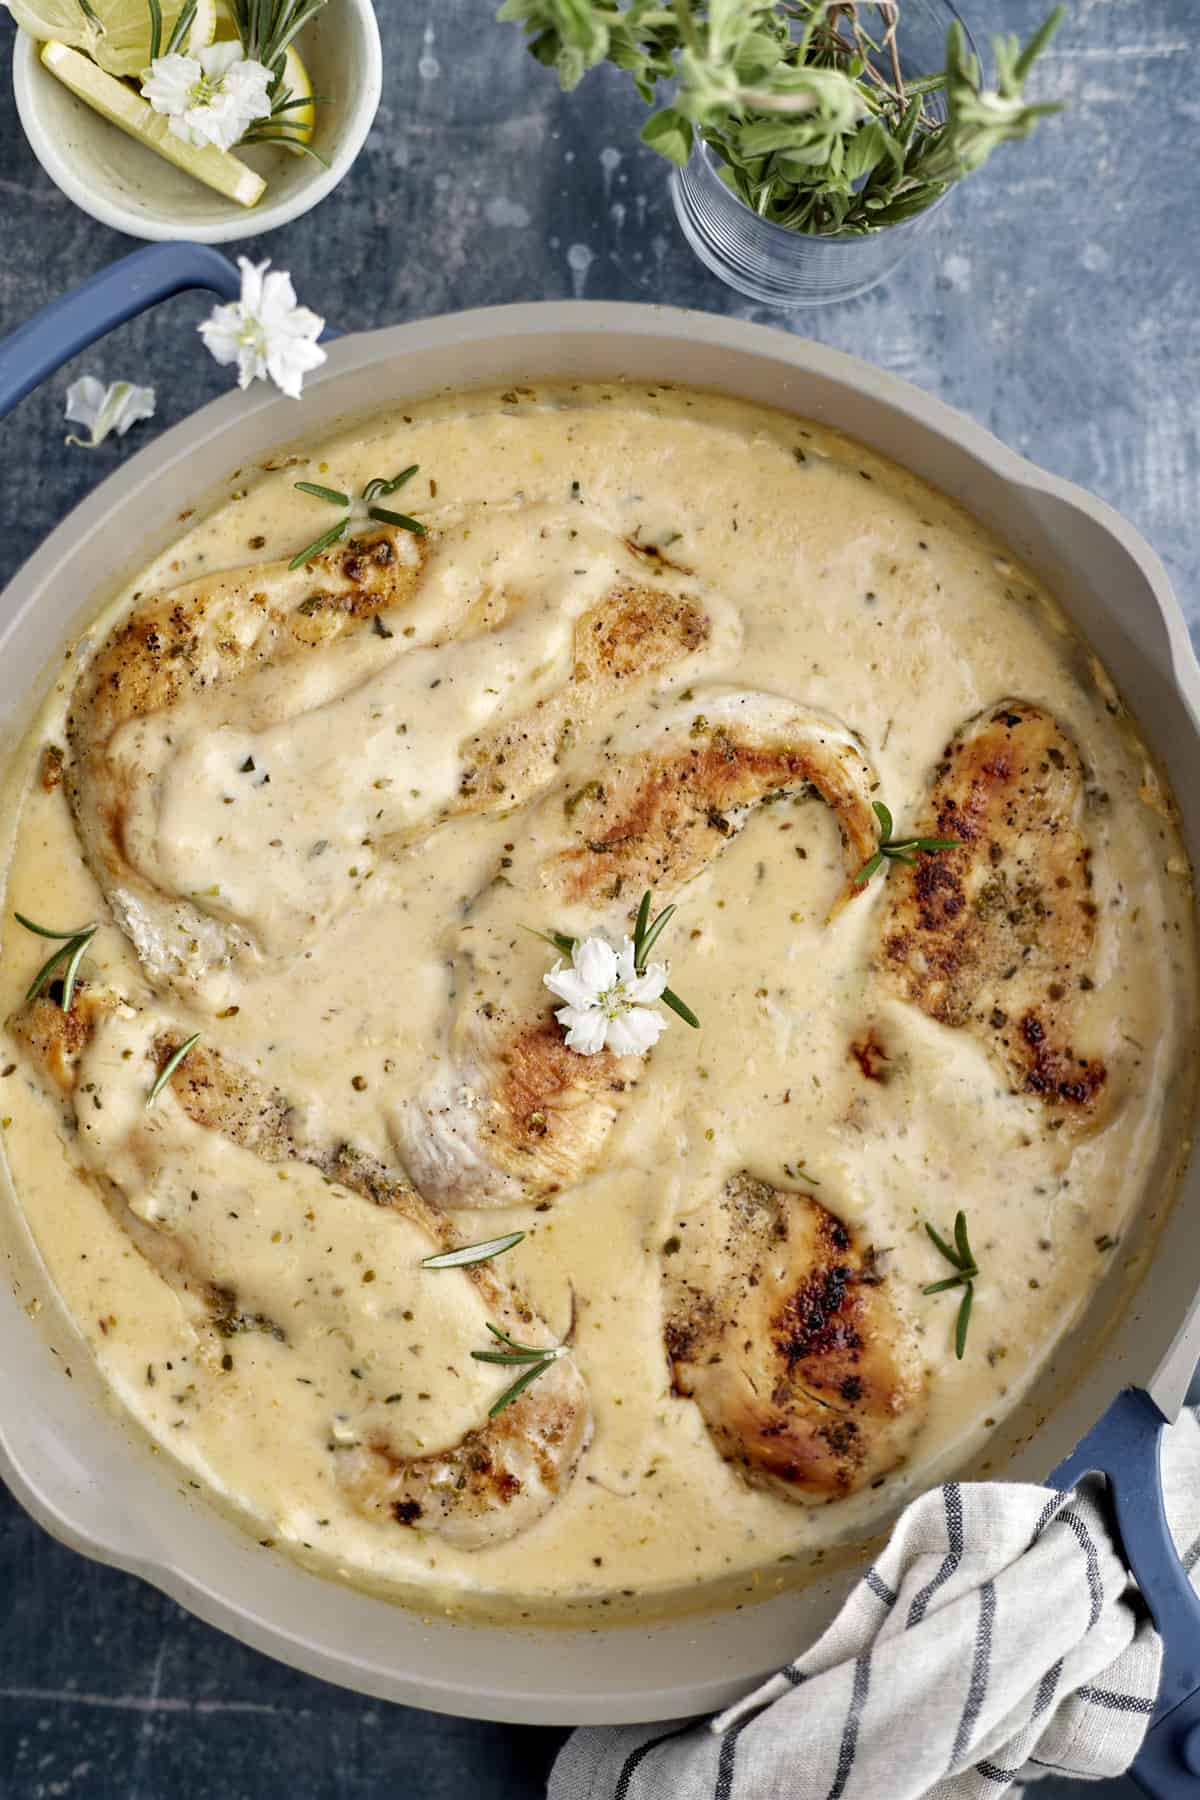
[1051,1387,1200,1796]
[0,242,242,421]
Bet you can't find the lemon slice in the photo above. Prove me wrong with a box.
[41,39,265,205]
[10,0,215,73]
[274,42,315,151]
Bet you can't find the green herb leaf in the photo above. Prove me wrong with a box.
[421,1231,525,1269]
[147,1033,201,1107]
[925,1214,981,1357]
[501,1,1064,238]
[294,480,350,506]
[854,800,961,886]
[362,465,419,503]
[366,505,427,536]
[955,1282,974,1360]
[15,912,94,941]
[17,915,99,1009]
[484,1356,560,1416]
[288,517,349,569]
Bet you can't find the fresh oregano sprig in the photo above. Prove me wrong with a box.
[289,465,426,569]
[471,1321,568,1416]
[853,799,960,886]
[15,912,98,1013]
[923,1209,979,1360]
[498,1,1065,237]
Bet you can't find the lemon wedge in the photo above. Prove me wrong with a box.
[40,39,265,204]
[10,0,215,75]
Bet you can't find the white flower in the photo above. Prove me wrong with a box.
[199,257,327,400]
[64,377,156,449]
[544,935,669,1058]
[141,43,273,153]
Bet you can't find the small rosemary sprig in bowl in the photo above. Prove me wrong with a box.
[923,1209,980,1360]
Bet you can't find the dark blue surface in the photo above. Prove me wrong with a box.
[2,1,1197,1794]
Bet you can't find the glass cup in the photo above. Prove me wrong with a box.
[670,0,976,308]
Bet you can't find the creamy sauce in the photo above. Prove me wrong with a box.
[2,383,1196,1618]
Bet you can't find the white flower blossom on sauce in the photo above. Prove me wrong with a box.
[141,43,273,153]
[544,935,669,1057]
[198,257,327,400]
[64,377,156,449]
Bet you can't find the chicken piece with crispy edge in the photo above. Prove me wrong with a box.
[66,524,715,989]
[879,700,1111,1131]
[8,985,592,1551]
[395,688,881,1207]
[663,1172,926,1502]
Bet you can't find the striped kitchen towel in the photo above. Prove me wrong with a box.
[550,1407,1200,1800]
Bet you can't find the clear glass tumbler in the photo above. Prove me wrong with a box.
[670,0,976,309]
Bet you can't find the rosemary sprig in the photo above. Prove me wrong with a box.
[853,800,960,886]
[362,466,418,503]
[164,0,197,55]
[631,890,698,1029]
[923,1209,979,1360]
[290,468,426,565]
[15,913,98,1012]
[421,1231,525,1270]
[471,1320,567,1416]
[366,506,427,536]
[500,1,1065,238]
[147,1033,201,1107]
[288,517,348,570]
[294,481,349,506]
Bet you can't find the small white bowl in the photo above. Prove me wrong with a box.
[11,0,381,243]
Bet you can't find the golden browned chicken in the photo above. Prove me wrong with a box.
[662,1172,926,1501]
[10,987,591,1550]
[879,700,1110,1130]
[66,512,724,985]
[395,689,881,1206]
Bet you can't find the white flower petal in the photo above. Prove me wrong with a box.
[557,1005,608,1056]
[572,936,618,995]
[198,259,326,399]
[140,51,200,118]
[613,938,641,985]
[544,962,598,1010]
[64,377,155,448]
[606,1007,666,1056]
[198,39,247,78]
[625,958,669,1005]
[64,375,106,432]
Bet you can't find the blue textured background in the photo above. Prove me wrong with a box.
[1,1,1194,1793]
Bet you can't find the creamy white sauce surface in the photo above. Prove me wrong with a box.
[1,383,1195,1619]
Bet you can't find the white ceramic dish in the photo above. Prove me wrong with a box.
[10,0,381,242]
[1,284,1200,1729]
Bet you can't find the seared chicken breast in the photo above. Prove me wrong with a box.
[10,987,591,1550]
[879,700,1110,1130]
[66,512,725,987]
[396,689,881,1206]
[663,1172,926,1501]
